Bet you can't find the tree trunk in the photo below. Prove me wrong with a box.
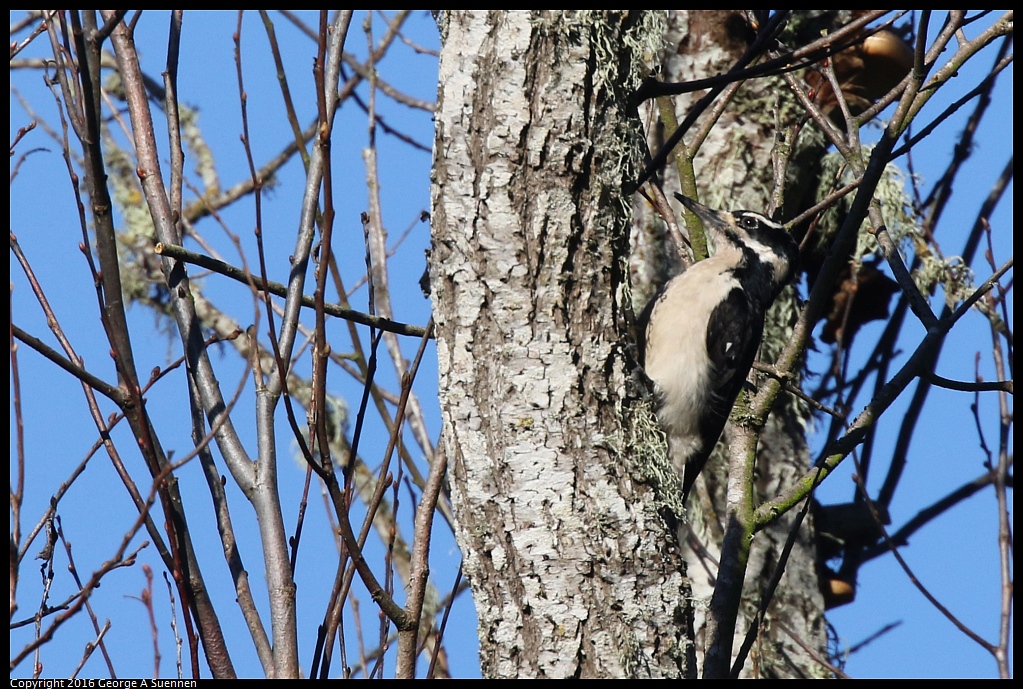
[431,10,828,678]
[634,11,829,678]
[430,10,694,678]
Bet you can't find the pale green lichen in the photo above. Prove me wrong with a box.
[615,397,688,520]
[811,147,976,310]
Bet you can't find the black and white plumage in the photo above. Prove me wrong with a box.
[639,194,798,505]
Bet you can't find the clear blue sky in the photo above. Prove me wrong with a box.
[10,11,1012,679]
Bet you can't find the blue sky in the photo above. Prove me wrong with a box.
[10,11,1012,679]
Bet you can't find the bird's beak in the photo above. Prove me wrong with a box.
[674,193,732,240]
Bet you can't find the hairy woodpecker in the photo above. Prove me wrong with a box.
[639,194,798,505]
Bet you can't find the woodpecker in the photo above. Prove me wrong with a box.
[639,194,798,505]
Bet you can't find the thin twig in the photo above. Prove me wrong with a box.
[154,242,429,337]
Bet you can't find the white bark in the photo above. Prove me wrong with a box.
[432,9,829,678]
[635,10,828,678]
[431,10,693,679]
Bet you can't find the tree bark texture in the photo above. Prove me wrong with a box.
[431,10,694,679]
[432,9,830,678]
[633,11,829,678]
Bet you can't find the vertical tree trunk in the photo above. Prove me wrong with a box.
[432,10,828,678]
[430,10,694,679]
[635,10,829,678]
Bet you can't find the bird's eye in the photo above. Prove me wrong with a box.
[739,216,759,231]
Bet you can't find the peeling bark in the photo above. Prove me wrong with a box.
[431,10,693,679]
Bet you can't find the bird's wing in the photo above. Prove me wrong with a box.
[681,287,763,503]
